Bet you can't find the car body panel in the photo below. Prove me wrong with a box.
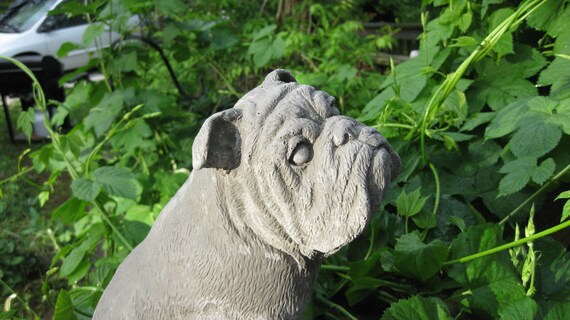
[0,0,127,71]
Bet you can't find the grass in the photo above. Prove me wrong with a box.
[0,98,66,318]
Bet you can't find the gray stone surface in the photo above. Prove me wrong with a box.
[93,69,401,319]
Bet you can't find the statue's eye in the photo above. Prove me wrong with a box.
[289,142,313,166]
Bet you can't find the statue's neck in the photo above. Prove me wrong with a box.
[169,169,321,317]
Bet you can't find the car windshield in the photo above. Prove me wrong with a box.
[0,0,58,33]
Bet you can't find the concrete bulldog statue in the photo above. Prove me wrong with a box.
[93,70,400,319]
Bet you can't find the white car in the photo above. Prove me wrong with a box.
[0,0,124,71]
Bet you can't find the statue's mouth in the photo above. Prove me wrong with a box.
[367,146,400,212]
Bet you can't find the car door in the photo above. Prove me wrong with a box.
[40,12,90,71]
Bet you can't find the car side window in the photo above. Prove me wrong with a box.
[39,0,88,32]
[42,13,86,31]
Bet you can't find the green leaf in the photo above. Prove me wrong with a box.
[345,274,401,306]
[489,8,515,56]
[66,258,90,284]
[51,197,87,224]
[112,50,138,73]
[71,178,101,202]
[498,158,533,196]
[57,42,80,59]
[526,0,565,34]
[510,120,561,159]
[252,24,277,41]
[61,81,92,113]
[556,191,570,200]
[458,10,473,33]
[542,301,570,320]
[498,297,538,320]
[432,197,480,242]
[0,310,17,319]
[92,166,141,199]
[448,224,509,282]
[16,108,36,142]
[396,188,428,218]
[481,0,503,18]
[538,57,570,94]
[426,10,457,44]
[30,144,66,172]
[461,112,495,132]
[59,245,88,277]
[498,157,555,197]
[154,0,185,17]
[208,28,239,51]
[250,38,273,68]
[485,100,528,139]
[531,158,555,184]
[556,191,570,222]
[382,295,453,320]
[161,22,180,47]
[509,45,548,79]
[111,118,153,152]
[38,191,49,207]
[493,32,514,58]
[450,36,478,47]
[471,60,536,111]
[53,291,77,320]
[333,64,358,82]
[61,129,86,158]
[468,139,502,170]
[556,99,570,134]
[393,232,448,281]
[411,209,437,230]
[547,6,570,38]
[271,36,286,59]
[125,205,154,226]
[555,31,570,57]
[487,96,564,159]
[254,49,272,68]
[380,56,429,102]
[84,91,124,137]
[448,224,525,317]
[440,132,475,143]
[296,72,327,87]
[535,238,570,301]
[360,87,396,122]
[82,22,104,48]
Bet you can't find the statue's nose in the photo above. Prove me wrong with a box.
[330,117,385,149]
[358,127,385,148]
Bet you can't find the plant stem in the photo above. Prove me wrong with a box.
[373,123,414,130]
[443,219,570,266]
[499,162,570,225]
[417,0,547,161]
[412,0,547,218]
[321,265,350,272]
[428,163,440,215]
[84,4,112,92]
[94,200,133,251]
[0,278,40,319]
[365,223,377,259]
[316,295,358,320]
[85,104,144,175]
[0,56,132,251]
[0,167,33,186]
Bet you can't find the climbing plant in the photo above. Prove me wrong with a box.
[1,0,569,319]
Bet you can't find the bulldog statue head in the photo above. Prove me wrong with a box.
[193,69,400,261]
[93,69,400,320]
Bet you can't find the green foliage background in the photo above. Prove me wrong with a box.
[1,0,570,319]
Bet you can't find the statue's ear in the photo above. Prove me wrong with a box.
[192,108,242,170]
[262,69,297,87]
